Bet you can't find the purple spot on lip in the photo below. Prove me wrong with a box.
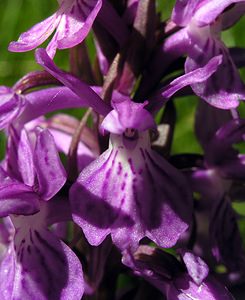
[117,162,122,175]
[27,245,31,254]
[121,182,126,191]
[138,168,143,175]
[44,155,49,165]
[128,158,136,174]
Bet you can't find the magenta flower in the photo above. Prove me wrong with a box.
[123,246,234,300]
[170,0,245,108]
[70,97,193,251]
[34,48,226,251]
[0,125,84,299]
[8,0,102,57]
[190,113,245,271]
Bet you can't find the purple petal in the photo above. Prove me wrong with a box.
[8,13,59,53]
[97,0,129,46]
[163,55,222,98]
[0,179,40,217]
[56,0,102,50]
[101,99,156,134]
[70,132,192,250]
[0,226,84,299]
[49,128,95,172]
[172,0,202,26]
[210,196,245,270]
[167,274,234,300]
[221,3,245,30]
[195,100,232,150]
[185,34,245,109]
[35,48,111,116]
[181,251,209,285]
[0,87,25,130]
[19,87,86,125]
[194,0,245,27]
[17,129,35,187]
[205,119,245,178]
[34,128,66,200]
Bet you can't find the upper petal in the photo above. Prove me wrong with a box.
[8,14,59,52]
[172,0,202,26]
[34,128,66,200]
[56,0,102,49]
[194,0,245,27]
[185,33,245,109]
[35,48,111,116]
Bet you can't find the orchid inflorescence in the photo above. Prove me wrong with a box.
[0,0,245,299]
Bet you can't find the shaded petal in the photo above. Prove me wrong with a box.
[162,55,222,98]
[70,132,192,251]
[185,33,245,109]
[0,180,40,217]
[181,250,209,285]
[0,87,25,130]
[205,119,245,178]
[221,3,245,30]
[35,48,111,116]
[56,0,102,49]
[0,226,84,300]
[97,0,129,46]
[19,87,85,125]
[17,129,35,187]
[194,0,245,27]
[8,14,59,52]
[49,127,95,172]
[195,100,232,150]
[172,0,202,26]
[167,274,234,300]
[210,196,245,271]
[34,128,66,200]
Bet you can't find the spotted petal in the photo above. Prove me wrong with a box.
[0,224,84,300]
[34,128,66,200]
[70,132,192,251]
[185,28,245,108]
[0,169,40,217]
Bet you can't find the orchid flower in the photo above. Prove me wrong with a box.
[8,0,102,58]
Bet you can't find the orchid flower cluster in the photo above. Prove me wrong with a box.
[0,0,245,299]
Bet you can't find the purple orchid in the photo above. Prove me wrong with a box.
[123,245,234,299]
[0,200,84,300]
[189,111,245,272]
[8,0,102,57]
[170,0,245,108]
[1,1,245,298]
[0,124,85,299]
[34,48,225,252]
[70,98,192,251]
